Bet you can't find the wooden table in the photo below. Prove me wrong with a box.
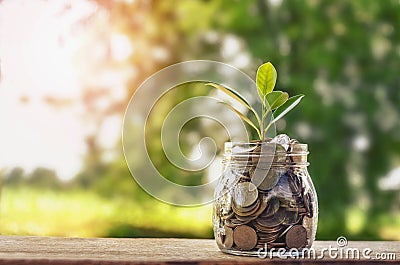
[0,236,398,264]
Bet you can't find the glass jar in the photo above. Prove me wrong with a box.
[213,140,318,256]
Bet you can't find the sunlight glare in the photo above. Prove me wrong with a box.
[0,0,98,180]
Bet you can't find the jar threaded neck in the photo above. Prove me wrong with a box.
[223,142,309,168]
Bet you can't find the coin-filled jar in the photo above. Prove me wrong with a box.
[213,136,318,256]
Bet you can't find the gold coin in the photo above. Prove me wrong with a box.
[252,168,282,191]
[258,236,279,244]
[261,197,280,218]
[268,242,286,248]
[232,197,260,217]
[235,214,258,222]
[233,225,258,251]
[247,195,268,218]
[285,225,308,249]
[276,207,301,225]
[234,196,259,211]
[225,218,250,228]
[233,182,258,208]
[253,222,282,233]
[257,230,281,243]
[278,224,293,238]
[255,215,284,228]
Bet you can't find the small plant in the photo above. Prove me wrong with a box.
[207,62,304,140]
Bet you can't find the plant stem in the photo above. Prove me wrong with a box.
[264,121,272,135]
[260,96,266,140]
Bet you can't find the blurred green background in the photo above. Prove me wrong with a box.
[0,0,399,240]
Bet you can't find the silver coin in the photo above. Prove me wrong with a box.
[233,182,258,208]
[253,168,284,191]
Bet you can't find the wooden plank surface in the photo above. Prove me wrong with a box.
[0,236,398,264]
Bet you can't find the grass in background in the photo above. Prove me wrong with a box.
[1,187,399,240]
[0,187,213,238]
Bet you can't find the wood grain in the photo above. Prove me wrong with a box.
[0,236,398,264]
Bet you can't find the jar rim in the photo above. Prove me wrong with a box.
[223,141,309,167]
[224,141,308,153]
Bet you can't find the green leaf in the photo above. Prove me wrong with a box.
[207,82,263,128]
[256,62,277,97]
[206,83,251,110]
[265,91,289,110]
[270,94,304,126]
[218,101,261,138]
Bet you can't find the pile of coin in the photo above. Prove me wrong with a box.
[215,136,315,252]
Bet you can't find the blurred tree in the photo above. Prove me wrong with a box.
[3,167,25,187]
[27,168,63,190]
[155,0,400,239]
[71,0,201,199]
[3,167,63,190]
[67,0,399,239]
